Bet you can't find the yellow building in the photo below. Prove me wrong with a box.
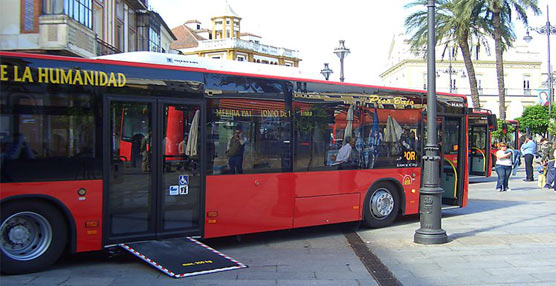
[170,1,300,67]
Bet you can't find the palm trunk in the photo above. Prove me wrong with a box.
[492,5,506,120]
[458,30,480,108]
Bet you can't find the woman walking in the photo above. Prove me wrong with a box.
[495,142,513,192]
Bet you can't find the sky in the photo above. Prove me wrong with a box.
[150,0,555,84]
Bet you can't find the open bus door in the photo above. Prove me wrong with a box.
[439,116,467,207]
[104,98,204,243]
[104,97,245,277]
[423,114,467,208]
[468,111,496,177]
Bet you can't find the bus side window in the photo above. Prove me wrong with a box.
[206,98,291,175]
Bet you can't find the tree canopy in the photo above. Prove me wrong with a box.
[515,105,553,136]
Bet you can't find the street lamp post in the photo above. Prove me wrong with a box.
[524,5,556,115]
[320,63,333,80]
[334,40,350,82]
[414,0,448,245]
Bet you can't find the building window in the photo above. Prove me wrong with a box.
[93,2,103,39]
[237,55,245,61]
[149,27,161,52]
[137,12,161,52]
[128,9,136,51]
[64,0,93,29]
[523,75,531,95]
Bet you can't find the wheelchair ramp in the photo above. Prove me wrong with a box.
[120,237,247,278]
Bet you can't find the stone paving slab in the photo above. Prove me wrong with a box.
[0,225,378,286]
[357,167,556,285]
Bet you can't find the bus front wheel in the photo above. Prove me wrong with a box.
[0,201,67,274]
[362,182,400,228]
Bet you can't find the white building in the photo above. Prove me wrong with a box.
[380,33,550,120]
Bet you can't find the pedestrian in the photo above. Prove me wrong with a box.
[540,138,553,163]
[544,141,556,189]
[520,136,536,181]
[495,142,513,192]
[511,147,521,176]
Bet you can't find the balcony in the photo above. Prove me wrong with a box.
[39,14,96,57]
[195,38,299,58]
[96,38,120,56]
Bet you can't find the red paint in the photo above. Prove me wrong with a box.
[293,193,361,228]
[0,180,103,252]
[204,168,422,238]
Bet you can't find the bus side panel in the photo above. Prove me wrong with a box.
[204,173,295,238]
[0,180,103,252]
[293,193,361,228]
[293,168,421,215]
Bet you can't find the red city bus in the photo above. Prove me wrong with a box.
[0,51,470,274]
[468,109,497,177]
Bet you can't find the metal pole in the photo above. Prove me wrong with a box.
[334,40,349,82]
[547,5,552,116]
[414,0,448,245]
[340,58,345,82]
[449,48,453,93]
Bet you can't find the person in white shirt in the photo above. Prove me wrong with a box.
[336,137,355,169]
[495,142,513,192]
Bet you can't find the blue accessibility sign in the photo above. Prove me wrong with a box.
[179,175,189,186]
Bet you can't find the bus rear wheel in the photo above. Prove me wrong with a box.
[1,201,67,274]
[362,182,400,228]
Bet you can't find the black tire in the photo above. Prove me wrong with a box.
[1,200,68,274]
[362,182,400,228]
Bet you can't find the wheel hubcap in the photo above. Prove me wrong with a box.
[370,189,394,219]
[1,212,52,261]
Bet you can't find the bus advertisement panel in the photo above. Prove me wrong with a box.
[0,52,469,274]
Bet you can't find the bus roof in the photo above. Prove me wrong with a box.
[1,51,466,99]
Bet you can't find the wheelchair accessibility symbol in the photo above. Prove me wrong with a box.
[179,175,189,186]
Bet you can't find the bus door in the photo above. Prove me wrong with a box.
[439,116,466,206]
[105,98,204,244]
[469,124,490,176]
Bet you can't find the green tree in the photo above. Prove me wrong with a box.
[405,0,490,109]
[483,0,540,120]
[491,119,515,142]
[515,105,552,136]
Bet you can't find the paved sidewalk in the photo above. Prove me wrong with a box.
[0,225,378,286]
[357,167,556,285]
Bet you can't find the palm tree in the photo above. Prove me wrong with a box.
[483,0,540,120]
[405,0,489,109]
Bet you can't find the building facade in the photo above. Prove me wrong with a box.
[380,34,551,120]
[170,1,301,67]
[0,0,176,58]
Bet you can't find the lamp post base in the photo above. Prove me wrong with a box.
[414,228,448,244]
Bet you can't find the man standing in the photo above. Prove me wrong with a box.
[520,136,536,181]
[227,129,246,174]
